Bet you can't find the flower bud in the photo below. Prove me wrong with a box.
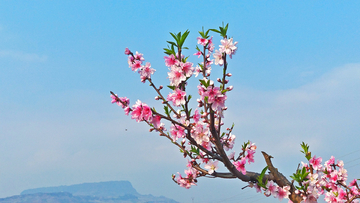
[226,73,232,77]
[224,79,229,84]
[124,47,131,55]
[159,85,163,90]
[217,78,222,83]
[226,86,233,91]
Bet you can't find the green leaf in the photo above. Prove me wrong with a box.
[209,29,220,33]
[199,79,209,88]
[167,85,175,90]
[167,41,177,47]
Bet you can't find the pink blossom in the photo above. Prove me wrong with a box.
[309,155,322,171]
[138,62,155,81]
[204,86,221,103]
[168,66,186,86]
[197,37,208,46]
[124,107,130,115]
[233,158,246,175]
[131,60,142,71]
[180,62,194,77]
[164,54,177,67]
[193,51,202,58]
[277,186,290,201]
[246,150,255,164]
[150,115,161,129]
[167,88,186,106]
[265,180,278,197]
[204,160,218,174]
[170,124,185,142]
[213,50,224,66]
[211,94,227,112]
[219,38,238,58]
[192,109,201,123]
[130,100,152,122]
[228,151,235,160]
[134,51,144,61]
[191,123,209,145]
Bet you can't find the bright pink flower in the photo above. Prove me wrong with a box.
[130,100,152,122]
[141,105,152,121]
[309,155,322,171]
[197,37,208,46]
[246,150,255,164]
[204,160,218,174]
[167,88,186,106]
[131,60,142,71]
[233,158,246,175]
[193,51,202,58]
[164,54,177,67]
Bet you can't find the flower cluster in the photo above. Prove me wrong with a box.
[173,160,199,189]
[125,48,155,83]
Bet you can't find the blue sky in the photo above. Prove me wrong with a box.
[0,1,360,203]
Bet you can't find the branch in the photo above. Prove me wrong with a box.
[261,151,303,203]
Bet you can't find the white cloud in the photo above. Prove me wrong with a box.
[0,50,47,63]
[225,64,360,175]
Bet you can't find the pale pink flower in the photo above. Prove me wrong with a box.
[211,94,227,112]
[219,38,238,58]
[134,51,144,61]
[227,151,235,160]
[213,50,224,66]
[191,123,209,145]
[265,180,278,197]
[233,158,246,175]
[204,160,218,174]
[180,62,194,77]
[168,66,186,86]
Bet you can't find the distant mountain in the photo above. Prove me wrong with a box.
[21,181,139,198]
[0,181,178,203]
